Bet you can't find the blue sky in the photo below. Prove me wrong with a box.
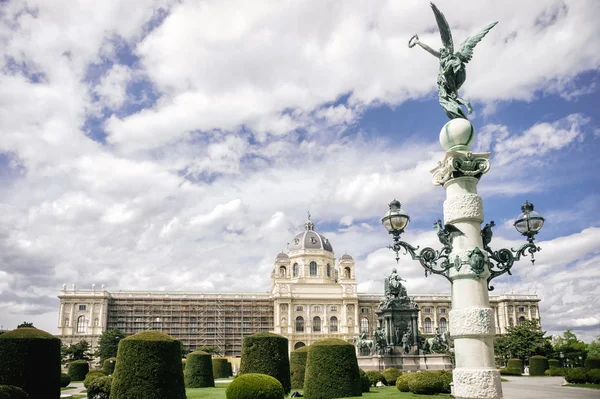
[0,0,599,342]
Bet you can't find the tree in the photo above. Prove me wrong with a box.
[553,330,588,367]
[95,329,126,362]
[588,336,600,358]
[494,319,552,362]
[17,322,34,328]
[62,340,92,363]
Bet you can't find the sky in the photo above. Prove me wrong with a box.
[0,0,599,342]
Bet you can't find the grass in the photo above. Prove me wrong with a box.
[565,383,600,389]
[339,386,451,398]
[61,386,76,391]
[186,387,228,399]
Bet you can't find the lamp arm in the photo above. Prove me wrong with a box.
[484,242,541,291]
[388,235,452,283]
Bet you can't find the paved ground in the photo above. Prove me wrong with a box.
[60,381,85,398]
[501,376,599,399]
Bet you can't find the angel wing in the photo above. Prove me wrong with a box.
[456,21,498,63]
[430,2,454,53]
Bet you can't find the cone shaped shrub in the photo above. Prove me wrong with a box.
[102,357,116,375]
[0,327,61,399]
[110,331,186,399]
[67,361,89,381]
[529,356,549,376]
[585,357,600,372]
[290,345,310,389]
[507,358,523,373]
[303,338,362,399]
[225,373,284,399]
[239,333,291,394]
[213,358,229,379]
[184,350,215,388]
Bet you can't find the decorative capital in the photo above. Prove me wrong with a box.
[430,151,491,186]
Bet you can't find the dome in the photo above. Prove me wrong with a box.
[276,252,289,259]
[288,216,333,253]
[340,254,353,260]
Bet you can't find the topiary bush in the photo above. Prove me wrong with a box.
[547,367,564,376]
[507,358,524,373]
[499,368,522,376]
[358,369,370,393]
[67,360,89,381]
[87,376,111,399]
[587,369,600,384]
[228,362,233,377]
[239,333,291,394]
[83,370,106,389]
[396,373,414,392]
[381,368,402,386]
[408,372,444,395]
[585,357,600,372]
[225,373,284,399]
[290,346,310,390]
[434,370,453,393]
[102,357,117,375]
[303,338,362,399]
[0,327,61,399]
[110,331,186,399]
[548,359,561,369]
[184,350,215,388]
[365,370,383,387]
[0,385,29,399]
[213,358,230,379]
[529,356,549,376]
[564,367,587,384]
[60,373,71,388]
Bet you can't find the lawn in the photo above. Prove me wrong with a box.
[186,387,228,399]
[61,386,76,391]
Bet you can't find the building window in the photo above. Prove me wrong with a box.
[94,318,99,327]
[518,306,525,312]
[439,318,447,332]
[361,317,369,333]
[326,264,331,277]
[424,307,431,314]
[313,306,321,312]
[279,266,286,277]
[296,316,304,332]
[330,306,337,312]
[78,305,87,311]
[440,308,446,314]
[518,316,525,326]
[293,263,298,277]
[77,316,87,333]
[309,261,317,276]
[296,306,303,312]
[344,267,351,278]
[424,318,432,334]
[313,316,321,332]
[64,318,69,327]
[361,308,369,314]
[330,316,338,332]
[531,307,537,317]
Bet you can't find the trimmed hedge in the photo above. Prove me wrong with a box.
[381,368,402,386]
[182,359,186,370]
[225,373,284,399]
[365,370,383,387]
[0,385,29,399]
[110,331,186,399]
[0,327,61,399]
[87,376,111,399]
[585,357,600,372]
[290,346,310,389]
[408,372,444,395]
[396,373,414,392]
[102,357,117,375]
[60,373,71,388]
[547,367,564,376]
[564,367,587,384]
[228,362,233,377]
[358,369,370,393]
[303,338,362,399]
[184,350,215,388]
[83,370,106,389]
[507,358,524,373]
[587,369,600,384]
[435,370,453,393]
[67,361,89,381]
[548,359,561,369]
[239,333,291,394]
[529,356,549,376]
[213,358,230,379]
[499,368,522,376]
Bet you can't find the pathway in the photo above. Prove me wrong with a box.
[501,376,598,399]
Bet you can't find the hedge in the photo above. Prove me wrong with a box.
[564,367,587,384]
[303,338,361,399]
[239,333,291,394]
[228,362,233,377]
[0,327,61,399]
[396,373,415,392]
[548,359,561,369]
[83,370,106,389]
[184,350,215,388]
[290,346,310,389]
[102,357,117,375]
[435,370,453,393]
[225,373,284,399]
[585,357,600,372]
[381,368,402,386]
[0,385,29,399]
[547,367,564,376]
[358,369,370,393]
[587,369,600,384]
[110,331,186,399]
[499,368,522,376]
[507,358,523,373]
[408,372,444,395]
[213,358,230,379]
[529,356,549,376]
[67,361,89,381]
[87,376,111,399]
[60,373,71,388]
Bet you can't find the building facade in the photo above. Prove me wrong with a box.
[57,218,541,355]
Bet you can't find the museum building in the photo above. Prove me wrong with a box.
[57,217,541,355]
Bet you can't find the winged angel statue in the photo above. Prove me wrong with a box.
[409,3,497,119]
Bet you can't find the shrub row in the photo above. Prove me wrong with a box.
[395,370,452,395]
[565,368,600,384]
[499,368,522,376]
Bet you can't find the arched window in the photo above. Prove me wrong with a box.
[330,316,338,332]
[344,267,351,278]
[94,318,99,327]
[313,316,321,332]
[294,342,306,350]
[361,317,369,333]
[279,266,286,277]
[518,316,525,326]
[424,318,432,334]
[326,264,331,277]
[64,318,69,327]
[296,316,304,332]
[310,261,317,276]
[293,263,298,277]
[439,317,447,332]
[77,316,87,333]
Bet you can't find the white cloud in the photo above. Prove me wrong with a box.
[94,64,132,109]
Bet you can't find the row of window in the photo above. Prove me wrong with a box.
[294,305,338,312]
[281,263,352,278]
[295,316,338,332]
[422,307,446,314]
[423,317,447,333]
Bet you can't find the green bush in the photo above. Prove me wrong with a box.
[303,338,362,399]
[67,360,89,381]
[213,358,230,379]
[585,357,600,372]
[0,328,61,399]
[529,356,549,376]
[358,369,370,393]
[499,368,522,376]
[182,359,186,370]
[548,359,561,369]
[381,368,402,386]
[87,376,111,399]
[102,357,117,375]
[365,370,383,387]
[408,372,444,395]
[83,370,106,389]
[547,367,564,376]
[396,373,415,392]
[564,367,587,384]
[228,362,233,377]
[434,370,453,393]
[184,350,215,388]
[507,358,524,373]
[0,385,29,399]
[239,333,291,394]
[587,369,600,384]
[225,373,284,399]
[290,346,309,389]
[110,331,186,399]
[60,373,71,388]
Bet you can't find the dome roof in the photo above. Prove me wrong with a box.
[276,252,289,259]
[288,216,333,253]
[340,254,353,260]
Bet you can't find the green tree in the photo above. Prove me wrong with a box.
[587,336,600,358]
[94,329,125,362]
[62,340,92,363]
[553,330,587,367]
[17,322,34,328]
[495,319,552,362]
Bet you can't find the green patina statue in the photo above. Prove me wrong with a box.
[409,3,498,120]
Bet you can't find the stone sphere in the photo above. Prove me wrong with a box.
[439,118,475,151]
